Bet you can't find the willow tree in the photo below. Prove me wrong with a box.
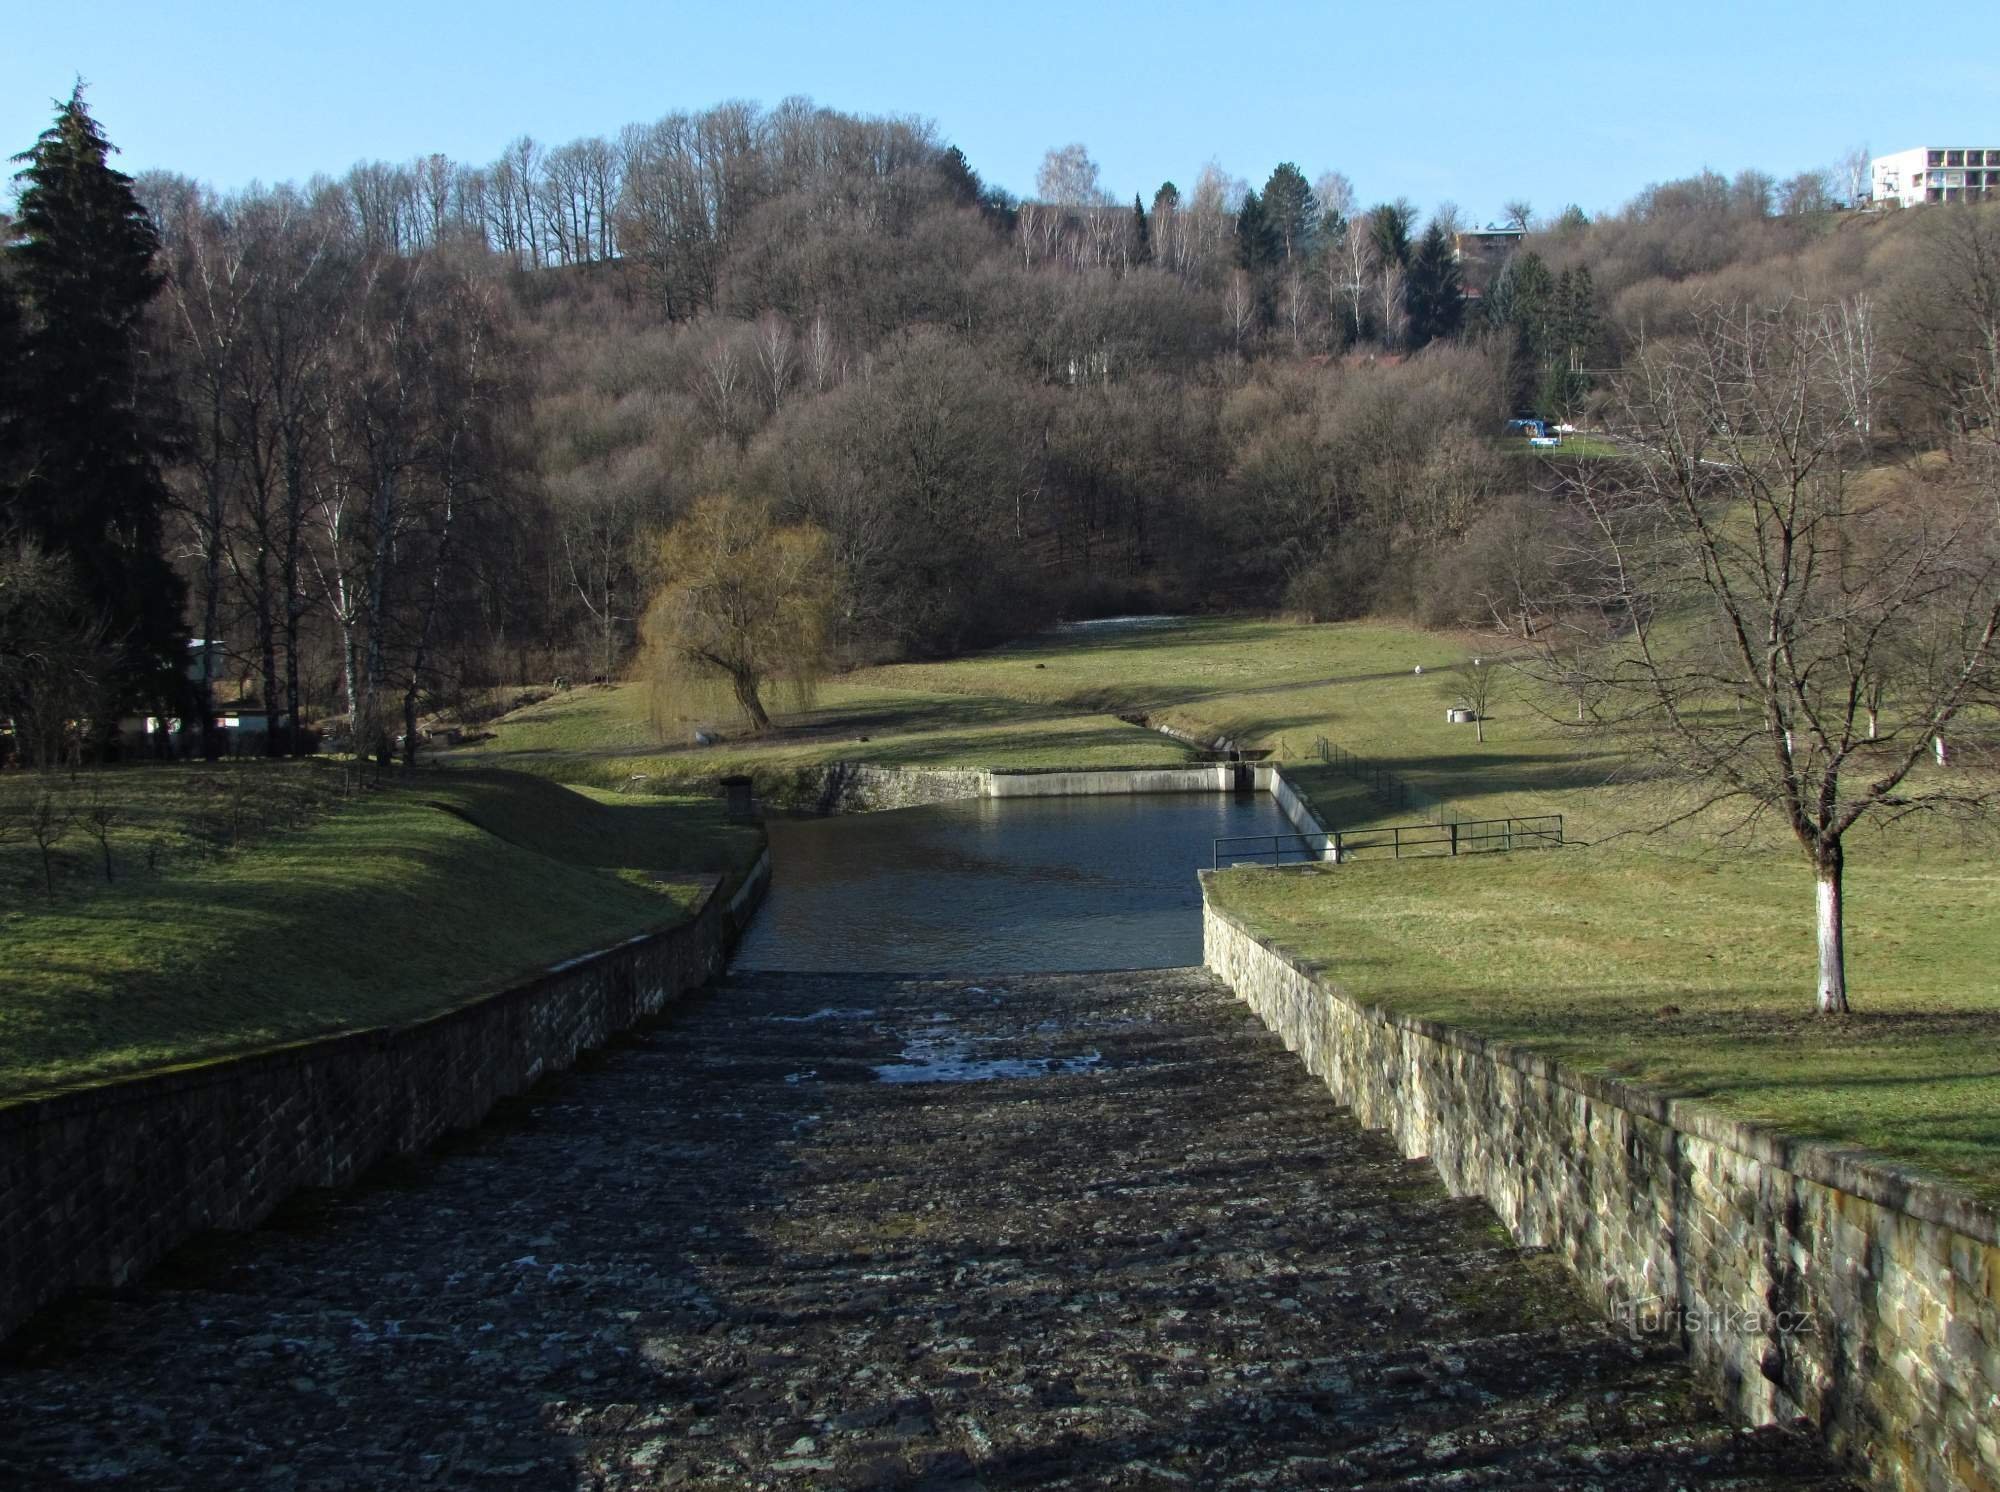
[641,495,837,736]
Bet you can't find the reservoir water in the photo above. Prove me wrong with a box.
[732,791,1294,972]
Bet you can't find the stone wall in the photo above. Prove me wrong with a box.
[1201,886,2000,1492]
[786,760,1301,814]
[0,872,759,1345]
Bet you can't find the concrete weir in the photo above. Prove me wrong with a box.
[0,967,1849,1488]
[794,759,1338,857]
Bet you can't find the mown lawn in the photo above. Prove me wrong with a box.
[0,765,761,1097]
[1208,840,2000,1204]
[447,677,1196,791]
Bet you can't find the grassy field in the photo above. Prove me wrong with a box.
[1207,846,2000,1204]
[447,676,1197,791]
[0,765,761,1097]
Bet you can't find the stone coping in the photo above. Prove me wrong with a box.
[0,874,724,1121]
[1199,876,2000,1249]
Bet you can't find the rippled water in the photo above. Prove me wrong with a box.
[732,792,1294,972]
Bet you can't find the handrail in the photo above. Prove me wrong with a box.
[1214,814,1563,869]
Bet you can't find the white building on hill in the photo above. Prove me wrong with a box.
[1871,146,2000,207]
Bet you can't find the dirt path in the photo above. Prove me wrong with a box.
[0,968,1850,1488]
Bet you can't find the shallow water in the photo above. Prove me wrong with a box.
[732,792,1294,972]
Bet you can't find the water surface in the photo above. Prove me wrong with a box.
[733,792,1293,972]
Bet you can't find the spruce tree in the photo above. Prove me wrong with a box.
[1366,201,1413,268]
[7,88,185,716]
[0,272,24,503]
[1261,163,1319,262]
[1131,194,1152,266]
[938,145,983,208]
[1404,223,1465,348]
[1235,189,1279,272]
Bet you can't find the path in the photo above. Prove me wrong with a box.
[0,968,1848,1488]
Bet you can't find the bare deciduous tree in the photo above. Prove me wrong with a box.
[1558,301,2000,1013]
[1439,656,1501,743]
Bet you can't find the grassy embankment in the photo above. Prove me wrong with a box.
[0,764,760,1098]
[446,676,1200,792]
[458,614,2000,1201]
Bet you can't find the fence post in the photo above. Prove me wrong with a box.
[1332,831,1343,864]
[1449,822,1458,856]
[1394,825,1402,859]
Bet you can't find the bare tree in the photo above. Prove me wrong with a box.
[804,309,837,394]
[755,312,796,415]
[1223,270,1256,354]
[1313,170,1356,228]
[1438,657,1502,743]
[1036,143,1103,207]
[1559,302,2000,1013]
[1501,199,1534,232]
[1839,143,1872,207]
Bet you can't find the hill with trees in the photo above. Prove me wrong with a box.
[2,90,1994,762]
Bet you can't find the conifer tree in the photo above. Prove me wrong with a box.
[0,272,24,502]
[1235,188,1279,272]
[1131,194,1151,266]
[6,88,185,715]
[1404,223,1464,347]
[1261,163,1318,262]
[1366,201,1414,268]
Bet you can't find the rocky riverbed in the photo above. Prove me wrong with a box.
[0,967,1851,1488]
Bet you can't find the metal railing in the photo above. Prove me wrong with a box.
[1312,737,1464,826]
[1213,831,1337,868]
[1215,814,1562,868]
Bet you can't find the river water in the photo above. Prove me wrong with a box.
[731,792,1294,973]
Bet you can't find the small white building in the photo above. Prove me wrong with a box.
[1871,146,2000,208]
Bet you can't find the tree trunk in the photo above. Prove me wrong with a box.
[1816,843,1848,1014]
[733,671,771,733]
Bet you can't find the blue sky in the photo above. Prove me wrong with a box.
[7,0,1994,221]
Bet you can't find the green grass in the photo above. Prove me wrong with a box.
[1208,843,2000,1204]
[0,765,761,1098]
[447,677,1197,792]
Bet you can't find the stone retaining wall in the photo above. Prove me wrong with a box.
[1201,885,2000,1492]
[788,760,1316,816]
[0,870,763,1345]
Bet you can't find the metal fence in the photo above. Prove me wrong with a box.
[1213,831,1336,868]
[1312,737,1464,826]
[1214,814,1562,869]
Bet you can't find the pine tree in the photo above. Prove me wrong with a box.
[0,272,25,502]
[1404,223,1464,348]
[1486,250,1554,410]
[1235,188,1279,272]
[1366,201,1413,268]
[937,145,983,208]
[7,88,185,716]
[1261,163,1319,262]
[1130,194,1152,266]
